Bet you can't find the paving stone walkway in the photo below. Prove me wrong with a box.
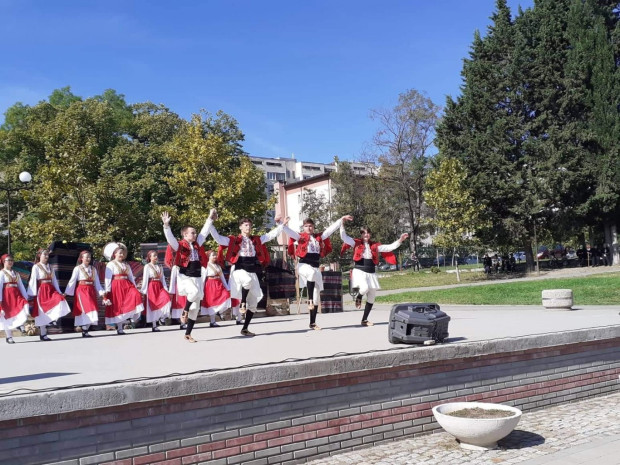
[307,392,620,465]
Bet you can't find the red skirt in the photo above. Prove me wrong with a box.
[202,279,230,308]
[32,282,70,326]
[145,280,171,322]
[74,283,99,316]
[170,292,187,319]
[106,277,143,324]
[0,285,29,329]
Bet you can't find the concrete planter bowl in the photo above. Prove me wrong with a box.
[432,402,522,450]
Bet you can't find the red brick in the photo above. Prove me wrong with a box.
[225,435,253,447]
[166,446,197,459]
[181,452,212,464]
[339,422,362,433]
[371,410,391,419]
[292,431,317,441]
[241,440,268,453]
[268,435,293,447]
[316,426,340,437]
[197,440,226,453]
[303,421,328,432]
[361,419,382,428]
[212,446,240,459]
[153,459,182,465]
[134,452,165,465]
[326,418,349,427]
[279,425,305,435]
[102,460,132,465]
[349,413,373,423]
[254,430,280,441]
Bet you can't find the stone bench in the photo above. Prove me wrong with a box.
[542,289,573,310]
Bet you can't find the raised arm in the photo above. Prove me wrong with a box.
[321,215,352,240]
[205,209,230,246]
[339,223,355,247]
[260,215,288,244]
[161,212,179,251]
[282,224,300,241]
[377,233,409,253]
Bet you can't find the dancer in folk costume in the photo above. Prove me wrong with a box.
[200,250,234,327]
[27,249,71,341]
[0,254,30,344]
[206,208,286,337]
[64,250,104,338]
[103,242,144,335]
[162,212,210,343]
[340,222,408,326]
[283,215,352,330]
[168,266,188,329]
[140,250,171,332]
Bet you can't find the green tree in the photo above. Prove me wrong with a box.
[425,159,487,281]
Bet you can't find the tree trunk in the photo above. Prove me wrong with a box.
[523,236,535,273]
[609,223,619,265]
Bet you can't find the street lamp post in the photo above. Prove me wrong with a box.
[2,171,32,255]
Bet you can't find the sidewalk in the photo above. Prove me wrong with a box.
[307,392,620,465]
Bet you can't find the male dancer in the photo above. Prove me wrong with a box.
[206,209,286,336]
[162,212,210,343]
[282,215,352,330]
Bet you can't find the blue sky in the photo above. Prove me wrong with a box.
[0,0,533,164]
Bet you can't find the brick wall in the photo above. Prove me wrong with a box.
[1,337,618,465]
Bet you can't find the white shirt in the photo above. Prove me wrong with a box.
[140,263,168,294]
[340,225,403,257]
[64,265,104,296]
[283,218,342,254]
[206,219,284,256]
[28,263,62,296]
[104,260,137,293]
[0,269,29,301]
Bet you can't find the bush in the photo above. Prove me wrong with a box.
[430,266,440,274]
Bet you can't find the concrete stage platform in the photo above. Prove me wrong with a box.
[1,305,619,465]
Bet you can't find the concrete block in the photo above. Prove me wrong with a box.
[317,443,340,454]
[255,446,283,459]
[292,447,317,459]
[341,438,364,449]
[148,439,180,453]
[211,429,240,441]
[267,452,294,464]
[240,424,266,436]
[227,452,257,464]
[291,415,316,426]
[79,452,115,465]
[362,433,384,444]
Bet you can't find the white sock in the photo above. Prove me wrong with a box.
[5,329,12,339]
[40,326,47,336]
[152,322,157,328]
[210,315,216,323]
[82,325,90,332]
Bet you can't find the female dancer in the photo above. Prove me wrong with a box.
[200,251,232,327]
[141,250,171,331]
[103,242,144,335]
[341,222,408,326]
[27,249,71,341]
[64,250,104,338]
[0,254,30,344]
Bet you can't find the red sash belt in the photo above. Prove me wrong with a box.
[5,283,18,288]
[39,279,52,283]
[78,280,94,285]
[113,276,128,280]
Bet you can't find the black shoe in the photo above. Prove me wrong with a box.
[40,335,52,341]
[210,322,220,328]
[116,329,125,335]
[180,324,188,330]
[216,312,224,321]
[6,338,15,344]
[236,320,243,325]
[82,332,93,338]
[152,326,160,332]
[240,329,255,337]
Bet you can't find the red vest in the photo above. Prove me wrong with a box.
[217,235,270,266]
[165,240,208,269]
[341,239,396,265]
[287,233,332,258]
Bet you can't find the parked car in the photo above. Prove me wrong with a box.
[537,247,549,259]
[513,251,526,262]
[378,263,397,271]
[463,255,479,265]
[565,249,577,260]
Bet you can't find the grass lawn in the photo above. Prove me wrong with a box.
[374,272,620,305]
[376,269,491,290]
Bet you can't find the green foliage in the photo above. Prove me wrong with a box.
[430,266,440,274]
[425,158,487,249]
[435,0,620,268]
[1,88,272,260]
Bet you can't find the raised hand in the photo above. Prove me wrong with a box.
[341,215,353,222]
[161,212,171,226]
[399,233,409,242]
[209,208,218,220]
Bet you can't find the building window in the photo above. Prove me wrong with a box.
[252,160,263,165]
[266,162,282,167]
[304,166,321,171]
[267,172,285,181]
